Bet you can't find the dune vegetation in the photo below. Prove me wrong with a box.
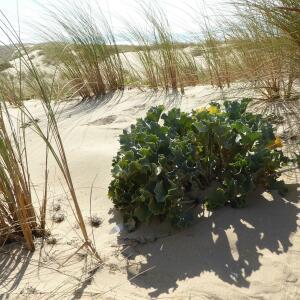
[0,1,298,299]
[109,100,290,230]
[0,0,298,264]
[0,0,297,100]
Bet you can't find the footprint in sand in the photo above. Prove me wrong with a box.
[88,115,118,126]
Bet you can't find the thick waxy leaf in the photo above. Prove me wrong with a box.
[205,188,227,211]
[109,100,290,231]
[146,105,164,122]
[154,180,166,203]
[134,205,150,222]
[148,198,163,215]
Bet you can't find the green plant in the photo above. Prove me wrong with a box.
[43,1,125,98]
[109,99,289,230]
[0,102,38,250]
[241,0,300,48]
[124,1,199,92]
[0,10,100,258]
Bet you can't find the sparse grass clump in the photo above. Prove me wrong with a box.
[0,102,39,250]
[195,36,233,88]
[0,73,23,105]
[226,6,299,101]
[192,0,299,101]
[243,0,300,48]
[43,1,125,98]
[0,10,100,258]
[125,2,200,92]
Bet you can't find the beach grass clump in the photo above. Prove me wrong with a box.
[0,11,100,258]
[43,1,125,99]
[226,5,299,101]
[0,73,23,105]
[192,0,299,101]
[195,36,233,89]
[125,2,200,92]
[0,102,38,250]
[242,0,300,48]
[109,99,289,230]
[0,61,12,72]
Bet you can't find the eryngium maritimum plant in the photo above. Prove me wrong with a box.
[109,99,289,230]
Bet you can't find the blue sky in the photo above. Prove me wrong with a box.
[0,0,230,43]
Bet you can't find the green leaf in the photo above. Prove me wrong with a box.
[205,188,227,211]
[154,180,166,203]
[124,150,135,161]
[128,161,142,174]
[224,98,251,120]
[193,122,208,133]
[148,198,162,215]
[146,105,164,122]
[112,164,121,176]
[109,101,288,231]
[240,131,262,146]
[134,205,150,222]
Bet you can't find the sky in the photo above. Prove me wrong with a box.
[0,0,231,44]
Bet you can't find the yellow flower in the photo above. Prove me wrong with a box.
[195,107,206,114]
[273,136,283,148]
[207,105,221,115]
[195,145,202,160]
[269,136,283,148]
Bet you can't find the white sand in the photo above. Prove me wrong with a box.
[0,86,299,299]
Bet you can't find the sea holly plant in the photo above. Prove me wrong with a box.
[109,99,290,230]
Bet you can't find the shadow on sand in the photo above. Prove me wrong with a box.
[0,246,33,298]
[58,89,184,120]
[115,184,300,298]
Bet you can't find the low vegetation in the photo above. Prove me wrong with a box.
[225,1,299,101]
[242,0,300,48]
[0,0,298,250]
[125,3,200,91]
[0,1,298,101]
[0,13,100,258]
[109,99,290,230]
[42,1,125,98]
[0,61,12,72]
[0,102,39,250]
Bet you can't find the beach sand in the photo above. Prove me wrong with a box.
[0,86,299,299]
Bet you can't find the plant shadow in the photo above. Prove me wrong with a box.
[116,184,300,298]
[0,245,33,297]
[58,88,184,120]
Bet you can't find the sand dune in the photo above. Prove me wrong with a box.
[0,87,299,299]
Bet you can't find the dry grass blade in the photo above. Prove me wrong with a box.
[239,0,300,48]
[0,101,38,251]
[226,10,299,101]
[124,0,200,92]
[41,0,125,99]
[0,10,100,258]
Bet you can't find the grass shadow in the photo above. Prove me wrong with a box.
[0,245,33,296]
